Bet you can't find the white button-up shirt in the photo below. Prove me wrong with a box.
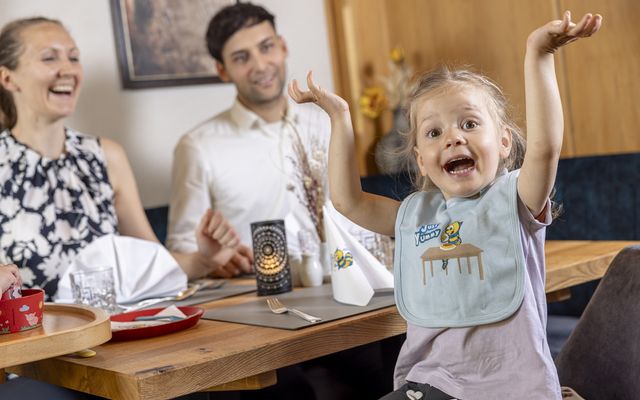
[167,98,330,253]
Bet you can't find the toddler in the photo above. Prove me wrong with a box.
[289,11,601,399]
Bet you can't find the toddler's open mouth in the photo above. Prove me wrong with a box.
[444,157,476,175]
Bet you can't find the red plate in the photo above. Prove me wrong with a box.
[109,306,203,341]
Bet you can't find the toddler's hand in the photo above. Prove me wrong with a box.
[528,10,602,54]
[0,263,21,294]
[288,71,349,118]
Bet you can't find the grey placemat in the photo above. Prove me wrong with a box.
[151,284,257,308]
[202,284,395,330]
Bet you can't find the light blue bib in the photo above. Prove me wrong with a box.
[394,170,525,328]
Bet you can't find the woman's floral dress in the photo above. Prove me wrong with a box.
[0,129,118,299]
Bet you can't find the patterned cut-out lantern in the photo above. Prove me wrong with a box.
[251,220,292,296]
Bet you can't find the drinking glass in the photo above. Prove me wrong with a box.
[70,267,120,314]
[351,229,395,271]
[374,234,395,271]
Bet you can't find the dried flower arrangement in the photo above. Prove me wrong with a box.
[286,122,327,243]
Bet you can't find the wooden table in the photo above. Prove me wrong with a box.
[545,240,638,300]
[1,303,111,378]
[9,240,637,399]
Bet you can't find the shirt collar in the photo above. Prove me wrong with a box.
[229,97,301,130]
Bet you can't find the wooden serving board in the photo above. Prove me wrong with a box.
[0,303,111,369]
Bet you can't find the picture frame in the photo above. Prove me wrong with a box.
[110,0,236,89]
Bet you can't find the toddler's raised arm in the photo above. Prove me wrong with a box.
[289,72,400,235]
[518,11,602,216]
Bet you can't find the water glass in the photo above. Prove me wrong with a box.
[353,230,395,271]
[70,267,119,314]
[373,234,395,271]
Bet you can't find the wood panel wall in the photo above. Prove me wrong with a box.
[559,0,640,156]
[325,0,640,174]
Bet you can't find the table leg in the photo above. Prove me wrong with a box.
[203,370,277,391]
[467,257,471,274]
[457,258,462,274]
[477,254,484,280]
[546,288,571,303]
[422,260,426,285]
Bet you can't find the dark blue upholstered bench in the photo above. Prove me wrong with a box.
[144,206,169,245]
[547,153,640,240]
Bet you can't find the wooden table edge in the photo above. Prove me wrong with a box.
[545,240,639,294]
[10,305,405,399]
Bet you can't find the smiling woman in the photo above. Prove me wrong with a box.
[0,17,243,302]
[0,20,82,150]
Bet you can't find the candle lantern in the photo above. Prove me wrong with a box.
[250,219,292,296]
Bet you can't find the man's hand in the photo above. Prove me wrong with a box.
[195,209,240,275]
[209,244,254,278]
[528,10,602,55]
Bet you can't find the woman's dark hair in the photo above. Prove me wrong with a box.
[0,17,63,131]
[205,2,275,63]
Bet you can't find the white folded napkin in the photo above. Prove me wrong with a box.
[323,204,394,306]
[55,234,188,304]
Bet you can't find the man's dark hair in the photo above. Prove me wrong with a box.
[206,2,275,63]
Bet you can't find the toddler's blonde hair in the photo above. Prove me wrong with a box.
[400,66,526,192]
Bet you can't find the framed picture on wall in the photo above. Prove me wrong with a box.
[110,0,236,89]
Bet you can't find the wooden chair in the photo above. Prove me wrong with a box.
[555,245,640,399]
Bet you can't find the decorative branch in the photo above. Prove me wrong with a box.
[286,121,326,243]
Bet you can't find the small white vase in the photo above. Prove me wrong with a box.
[300,253,324,287]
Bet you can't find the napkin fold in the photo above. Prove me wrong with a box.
[323,204,394,306]
[55,234,187,304]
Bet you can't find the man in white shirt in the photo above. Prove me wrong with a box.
[167,2,329,277]
[167,4,401,398]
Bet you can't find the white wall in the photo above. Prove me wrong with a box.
[0,0,334,207]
